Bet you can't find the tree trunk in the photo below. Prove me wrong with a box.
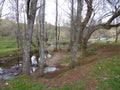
[115,34,118,43]
[22,41,31,75]
[69,0,74,51]
[115,27,120,43]
[22,0,38,75]
[70,41,77,68]
[70,0,82,68]
[36,23,39,47]
[23,19,34,75]
[38,0,45,77]
[58,23,61,50]
[16,0,23,49]
[81,41,88,57]
[55,0,58,51]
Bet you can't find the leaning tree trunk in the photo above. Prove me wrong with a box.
[22,0,38,75]
[80,27,95,57]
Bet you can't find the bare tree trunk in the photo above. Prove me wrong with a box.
[115,35,119,43]
[70,0,82,68]
[45,31,48,45]
[23,10,27,41]
[58,23,61,50]
[22,40,31,75]
[15,0,23,49]
[55,0,58,51]
[36,23,39,46]
[38,0,45,77]
[115,27,120,43]
[81,40,88,57]
[69,0,74,51]
[22,0,38,75]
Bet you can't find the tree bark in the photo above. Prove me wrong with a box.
[38,0,45,77]
[22,0,38,75]
[55,0,58,51]
[15,0,23,49]
[81,40,88,57]
[115,34,118,43]
[69,0,74,51]
[70,0,82,68]
[115,27,120,43]
[58,23,61,50]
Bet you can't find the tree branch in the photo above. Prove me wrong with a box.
[107,10,120,25]
[82,0,93,28]
[26,0,30,16]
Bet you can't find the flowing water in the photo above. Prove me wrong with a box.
[0,55,58,80]
[0,56,22,80]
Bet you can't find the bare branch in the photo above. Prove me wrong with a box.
[82,0,93,28]
[107,10,120,25]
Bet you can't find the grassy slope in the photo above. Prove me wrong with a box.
[0,40,120,90]
[1,52,120,90]
[0,76,46,90]
[0,37,18,57]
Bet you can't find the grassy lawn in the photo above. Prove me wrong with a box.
[0,37,18,57]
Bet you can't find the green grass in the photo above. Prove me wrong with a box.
[91,53,120,90]
[64,55,70,63]
[55,53,120,90]
[0,39,120,90]
[1,52,120,90]
[0,37,18,57]
[51,79,86,90]
[0,76,46,90]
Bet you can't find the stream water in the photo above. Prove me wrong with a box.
[0,56,58,80]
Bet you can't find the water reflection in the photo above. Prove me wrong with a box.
[44,67,59,73]
[30,66,37,73]
[0,66,22,80]
[0,53,59,80]
[0,73,14,80]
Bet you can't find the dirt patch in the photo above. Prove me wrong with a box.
[47,66,91,88]
[46,45,120,88]
[46,50,68,66]
[86,78,98,90]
